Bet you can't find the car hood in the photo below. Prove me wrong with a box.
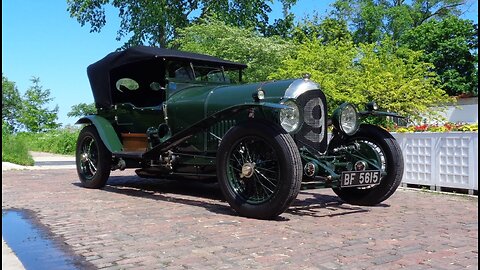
[166,78,320,132]
[204,78,321,115]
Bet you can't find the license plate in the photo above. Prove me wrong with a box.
[340,170,381,187]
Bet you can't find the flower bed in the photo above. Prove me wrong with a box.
[389,122,478,133]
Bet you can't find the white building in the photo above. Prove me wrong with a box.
[422,97,478,124]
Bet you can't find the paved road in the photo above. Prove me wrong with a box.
[2,151,76,171]
[1,154,478,269]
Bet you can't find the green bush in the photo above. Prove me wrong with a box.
[18,128,80,155]
[2,125,79,165]
[269,38,453,121]
[2,127,34,166]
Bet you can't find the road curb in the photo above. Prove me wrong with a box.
[2,238,25,270]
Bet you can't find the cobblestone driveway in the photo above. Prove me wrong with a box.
[2,169,478,269]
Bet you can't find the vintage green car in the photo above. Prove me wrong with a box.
[76,46,404,219]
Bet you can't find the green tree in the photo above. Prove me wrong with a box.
[263,0,298,38]
[173,18,296,82]
[291,15,352,44]
[67,0,194,48]
[198,0,273,35]
[331,0,467,43]
[67,102,97,118]
[2,75,22,132]
[67,0,297,48]
[270,40,362,109]
[400,16,478,96]
[265,13,296,39]
[269,38,453,121]
[18,77,60,132]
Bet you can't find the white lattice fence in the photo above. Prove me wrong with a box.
[392,132,478,194]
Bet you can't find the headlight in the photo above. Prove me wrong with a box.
[280,100,300,133]
[332,103,359,135]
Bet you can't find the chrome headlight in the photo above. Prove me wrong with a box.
[280,100,300,133]
[332,103,359,135]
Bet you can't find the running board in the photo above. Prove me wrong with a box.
[112,151,144,160]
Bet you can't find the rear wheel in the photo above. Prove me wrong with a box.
[76,125,112,188]
[217,121,302,219]
[329,124,404,205]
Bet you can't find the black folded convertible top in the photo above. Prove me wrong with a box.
[87,46,247,108]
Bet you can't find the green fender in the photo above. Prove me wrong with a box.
[75,115,123,153]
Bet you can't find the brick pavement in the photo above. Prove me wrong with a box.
[2,169,478,269]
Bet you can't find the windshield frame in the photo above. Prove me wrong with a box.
[166,60,243,84]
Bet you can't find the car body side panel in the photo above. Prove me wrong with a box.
[112,103,165,134]
[167,84,214,133]
[166,79,296,133]
[166,84,215,150]
[165,79,296,152]
[76,115,123,153]
[143,102,290,159]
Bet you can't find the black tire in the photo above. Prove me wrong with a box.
[217,120,302,219]
[76,125,112,188]
[329,124,404,206]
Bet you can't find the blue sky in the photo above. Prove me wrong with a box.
[2,0,478,127]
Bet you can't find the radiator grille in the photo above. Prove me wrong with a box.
[294,90,328,153]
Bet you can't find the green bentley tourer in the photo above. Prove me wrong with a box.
[75,46,404,219]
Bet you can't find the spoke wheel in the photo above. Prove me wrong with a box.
[217,120,302,220]
[79,136,99,180]
[227,136,280,204]
[76,125,112,189]
[329,124,404,205]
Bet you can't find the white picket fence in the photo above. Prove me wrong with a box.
[392,132,478,194]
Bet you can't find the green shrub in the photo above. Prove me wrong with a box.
[2,130,34,166]
[18,128,80,155]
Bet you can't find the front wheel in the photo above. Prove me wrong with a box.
[76,125,112,188]
[217,121,302,219]
[329,124,404,206]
